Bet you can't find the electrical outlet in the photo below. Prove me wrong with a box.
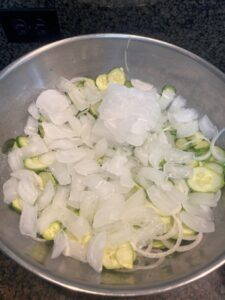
[0,8,60,43]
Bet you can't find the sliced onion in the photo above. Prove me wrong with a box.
[64,238,88,262]
[131,79,154,91]
[51,231,68,259]
[180,211,215,233]
[60,209,91,240]
[175,120,199,138]
[164,148,194,164]
[74,158,99,176]
[28,102,40,120]
[102,155,128,176]
[189,191,221,207]
[48,138,81,150]
[199,115,218,139]
[139,167,166,186]
[3,177,18,204]
[37,205,62,234]
[182,199,213,220]
[210,127,225,162]
[38,181,55,211]
[8,148,24,171]
[94,138,108,158]
[42,122,76,140]
[20,202,38,238]
[18,179,39,205]
[23,134,48,157]
[147,185,183,215]
[169,95,186,112]
[55,148,86,164]
[164,163,193,179]
[24,116,38,136]
[52,186,70,207]
[49,162,71,185]
[87,231,107,273]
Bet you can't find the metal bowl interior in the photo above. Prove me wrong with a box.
[1,34,225,296]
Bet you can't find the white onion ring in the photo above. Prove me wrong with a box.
[210,127,225,162]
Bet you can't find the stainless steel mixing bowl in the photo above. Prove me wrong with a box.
[1,34,225,296]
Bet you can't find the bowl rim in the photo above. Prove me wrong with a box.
[1,33,225,296]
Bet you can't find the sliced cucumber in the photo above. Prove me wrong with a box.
[194,140,209,150]
[108,67,126,85]
[39,171,58,187]
[96,74,108,91]
[182,223,196,236]
[162,84,176,94]
[175,138,190,150]
[187,166,224,192]
[2,138,16,154]
[204,163,223,175]
[42,221,61,240]
[152,240,166,249]
[16,136,29,148]
[75,78,96,89]
[10,197,22,214]
[24,157,48,171]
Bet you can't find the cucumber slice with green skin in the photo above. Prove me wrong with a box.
[194,140,209,150]
[107,67,126,85]
[42,221,61,240]
[175,138,190,150]
[10,197,22,214]
[96,74,108,91]
[152,240,166,249]
[162,84,176,95]
[2,138,16,154]
[39,171,58,186]
[204,163,224,175]
[24,157,48,171]
[75,78,96,89]
[16,136,29,148]
[194,147,209,157]
[187,166,224,192]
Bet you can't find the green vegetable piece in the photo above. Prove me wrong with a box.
[96,74,108,91]
[115,243,136,269]
[24,156,48,172]
[152,240,166,249]
[16,136,29,148]
[124,80,133,88]
[42,221,61,240]
[194,140,209,150]
[108,67,126,85]
[10,197,23,214]
[162,84,176,95]
[103,248,121,270]
[2,138,16,154]
[175,138,190,150]
[39,171,58,187]
[187,166,224,192]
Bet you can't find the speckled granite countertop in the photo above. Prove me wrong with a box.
[1,1,225,299]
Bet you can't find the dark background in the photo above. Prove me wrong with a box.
[1,0,225,299]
